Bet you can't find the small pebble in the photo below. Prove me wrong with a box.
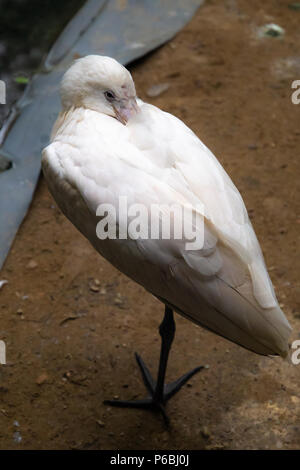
[90,284,100,292]
[89,279,100,292]
[258,23,285,38]
[13,431,22,444]
[36,373,48,385]
[27,260,38,269]
[96,419,105,427]
[0,280,8,290]
[200,426,211,439]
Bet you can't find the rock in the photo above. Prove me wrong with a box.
[114,294,123,305]
[90,279,100,292]
[200,426,211,439]
[258,24,285,38]
[90,284,99,292]
[114,293,126,308]
[36,372,48,385]
[27,260,38,269]
[13,431,22,444]
[0,280,8,290]
[96,419,105,427]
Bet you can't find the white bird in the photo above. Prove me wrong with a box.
[42,55,292,423]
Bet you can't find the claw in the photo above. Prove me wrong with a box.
[103,306,204,425]
[104,352,203,425]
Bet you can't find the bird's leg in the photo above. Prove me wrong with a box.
[153,305,177,403]
[104,306,204,425]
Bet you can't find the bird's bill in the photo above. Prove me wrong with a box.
[113,98,139,124]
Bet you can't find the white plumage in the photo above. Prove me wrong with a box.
[42,55,291,358]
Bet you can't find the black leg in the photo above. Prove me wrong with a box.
[104,305,204,425]
[153,306,175,404]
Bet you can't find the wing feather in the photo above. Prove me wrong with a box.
[42,103,292,357]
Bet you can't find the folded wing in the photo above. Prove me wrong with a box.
[42,104,292,357]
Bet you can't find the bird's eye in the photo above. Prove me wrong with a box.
[104,90,116,102]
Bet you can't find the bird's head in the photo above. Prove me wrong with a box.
[60,55,138,124]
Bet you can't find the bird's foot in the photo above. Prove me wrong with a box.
[103,353,204,426]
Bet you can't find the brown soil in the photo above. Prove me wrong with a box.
[0,0,300,450]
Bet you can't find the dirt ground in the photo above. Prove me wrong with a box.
[0,0,300,450]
